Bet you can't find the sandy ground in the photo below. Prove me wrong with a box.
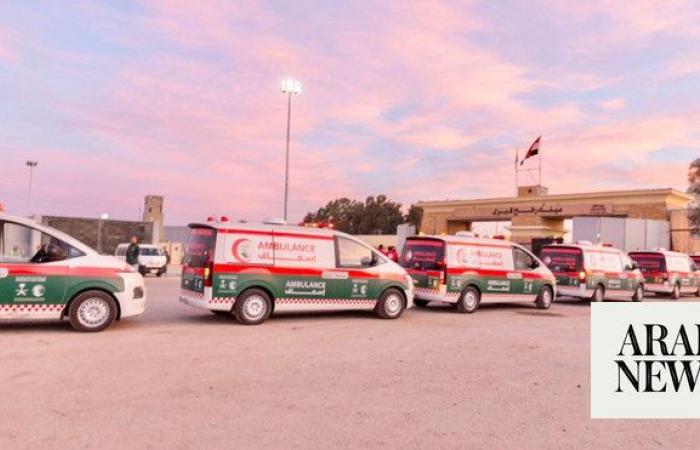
[2,277,700,449]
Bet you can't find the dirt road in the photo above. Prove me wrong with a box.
[1,277,699,449]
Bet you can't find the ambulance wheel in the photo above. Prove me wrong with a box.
[414,299,430,308]
[68,290,118,332]
[632,285,644,302]
[456,286,480,313]
[377,288,405,319]
[535,286,553,309]
[592,285,605,303]
[671,283,681,300]
[234,289,272,325]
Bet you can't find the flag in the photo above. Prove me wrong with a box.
[520,136,541,166]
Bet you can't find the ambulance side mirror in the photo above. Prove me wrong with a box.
[360,256,373,267]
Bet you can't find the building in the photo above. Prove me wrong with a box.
[418,186,698,253]
[36,195,167,255]
[41,215,153,255]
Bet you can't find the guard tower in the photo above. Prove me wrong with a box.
[143,195,165,244]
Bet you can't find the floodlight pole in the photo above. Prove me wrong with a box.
[284,91,292,222]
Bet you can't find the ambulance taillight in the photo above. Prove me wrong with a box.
[437,260,447,285]
[203,261,214,287]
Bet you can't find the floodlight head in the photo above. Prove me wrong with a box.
[280,78,302,94]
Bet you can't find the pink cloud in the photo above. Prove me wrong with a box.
[2,1,698,224]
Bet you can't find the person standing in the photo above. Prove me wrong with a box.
[126,236,140,269]
[387,246,399,263]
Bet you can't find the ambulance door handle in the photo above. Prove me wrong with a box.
[0,268,8,278]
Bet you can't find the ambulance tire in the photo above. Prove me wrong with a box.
[377,288,406,319]
[456,286,480,313]
[414,299,430,308]
[671,283,681,300]
[592,285,605,303]
[68,290,118,332]
[535,286,554,309]
[234,289,272,325]
[632,284,644,302]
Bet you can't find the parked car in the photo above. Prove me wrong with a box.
[115,243,167,277]
[629,250,700,299]
[179,221,413,324]
[540,242,644,302]
[0,213,146,331]
[401,232,556,313]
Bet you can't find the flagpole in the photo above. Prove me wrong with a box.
[515,147,519,195]
[538,139,542,186]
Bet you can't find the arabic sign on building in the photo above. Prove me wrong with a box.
[488,203,615,218]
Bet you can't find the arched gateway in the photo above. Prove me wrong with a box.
[418,186,696,253]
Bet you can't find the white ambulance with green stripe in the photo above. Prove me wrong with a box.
[540,243,644,302]
[629,250,700,299]
[400,233,556,313]
[178,222,414,324]
[0,213,146,331]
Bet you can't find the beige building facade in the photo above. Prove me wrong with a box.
[419,186,698,253]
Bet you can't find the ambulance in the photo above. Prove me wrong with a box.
[0,213,146,331]
[629,250,700,299]
[400,233,556,313]
[540,243,644,302]
[178,221,413,324]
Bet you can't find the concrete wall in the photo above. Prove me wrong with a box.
[571,217,670,252]
[41,216,153,255]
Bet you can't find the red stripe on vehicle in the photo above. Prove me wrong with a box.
[212,263,405,282]
[445,267,548,280]
[406,269,441,276]
[3,265,121,277]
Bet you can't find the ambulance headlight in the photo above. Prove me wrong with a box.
[404,274,414,289]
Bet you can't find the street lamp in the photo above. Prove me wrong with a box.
[280,77,302,222]
[97,213,109,254]
[25,160,38,215]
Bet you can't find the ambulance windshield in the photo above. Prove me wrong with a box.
[540,247,582,273]
[184,227,216,268]
[629,253,666,274]
[400,239,445,270]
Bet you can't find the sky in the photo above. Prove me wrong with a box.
[1,1,699,225]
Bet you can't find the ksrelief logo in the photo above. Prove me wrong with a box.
[232,239,255,263]
[32,285,45,297]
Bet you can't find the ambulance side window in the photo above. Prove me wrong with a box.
[336,237,382,268]
[513,248,536,271]
[0,222,84,264]
[0,222,33,262]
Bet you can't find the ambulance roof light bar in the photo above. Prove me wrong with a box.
[455,231,476,238]
[263,218,288,226]
[576,240,593,246]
